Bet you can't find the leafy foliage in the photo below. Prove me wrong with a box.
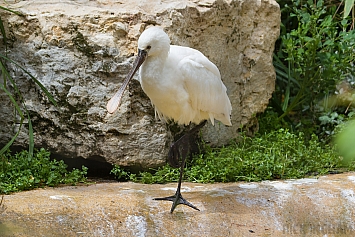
[272,0,355,146]
[111,129,344,184]
[110,165,130,181]
[0,148,87,194]
[275,0,355,118]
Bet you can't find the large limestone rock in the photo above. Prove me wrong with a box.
[0,0,280,169]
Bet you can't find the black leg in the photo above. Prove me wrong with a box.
[153,152,200,213]
[153,120,207,213]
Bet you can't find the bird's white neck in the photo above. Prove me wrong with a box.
[141,53,168,82]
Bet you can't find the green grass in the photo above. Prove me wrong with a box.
[111,128,346,184]
[0,148,88,194]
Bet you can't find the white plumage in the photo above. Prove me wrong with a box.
[107,26,232,213]
[107,27,232,127]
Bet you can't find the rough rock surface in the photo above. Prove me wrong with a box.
[2,173,355,236]
[0,0,280,168]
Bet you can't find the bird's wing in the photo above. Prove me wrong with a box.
[178,52,232,126]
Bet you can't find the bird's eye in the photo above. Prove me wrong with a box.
[147,45,151,50]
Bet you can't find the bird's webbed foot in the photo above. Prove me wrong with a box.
[153,190,200,213]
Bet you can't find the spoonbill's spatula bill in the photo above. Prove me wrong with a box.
[107,26,232,213]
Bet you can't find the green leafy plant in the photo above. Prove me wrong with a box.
[276,0,354,118]
[187,129,342,182]
[0,148,88,194]
[129,165,180,184]
[0,6,57,158]
[318,111,355,137]
[111,129,344,184]
[110,164,130,181]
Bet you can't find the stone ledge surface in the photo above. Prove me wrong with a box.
[1,172,355,236]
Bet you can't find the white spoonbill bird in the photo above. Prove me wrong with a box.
[107,26,232,213]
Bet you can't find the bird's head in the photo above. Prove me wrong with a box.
[106,26,171,114]
[137,26,170,58]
